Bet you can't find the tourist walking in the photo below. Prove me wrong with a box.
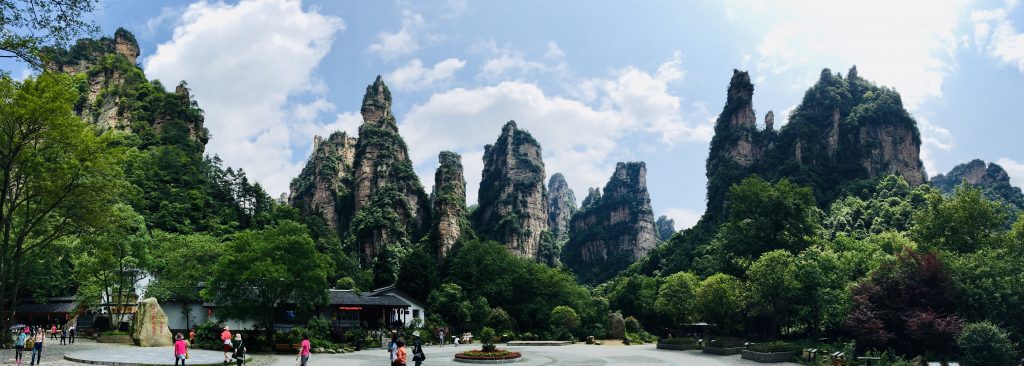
[231,334,246,366]
[436,330,444,347]
[392,339,407,366]
[220,326,232,364]
[68,326,76,344]
[189,328,196,345]
[30,328,45,365]
[60,328,66,345]
[387,330,398,363]
[411,332,425,366]
[174,333,188,366]
[297,335,311,366]
[15,328,29,365]
[49,325,57,341]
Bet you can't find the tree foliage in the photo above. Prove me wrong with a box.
[0,0,99,67]
[0,73,126,343]
[203,221,330,342]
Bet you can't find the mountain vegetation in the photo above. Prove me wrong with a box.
[3,23,1023,362]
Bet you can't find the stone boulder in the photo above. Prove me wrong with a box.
[607,313,625,340]
[132,298,173,347]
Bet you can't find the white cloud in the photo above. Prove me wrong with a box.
[917,117,955,177]
[996,157,1024,187]
[145,7,181,36]
[544,41,565,60]
[368,9,424,59]
[662,208,702,231]
[729,0,970,111]
[386,58,466,91]
[144,0,344,196]
[972,1,1024,72]
[400,54,711,204]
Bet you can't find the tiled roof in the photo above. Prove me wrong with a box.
[328,290,409,307]
[16,302,77,313]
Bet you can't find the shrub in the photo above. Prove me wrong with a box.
[520,332,537,341]
[748,341,798,353]
[957,321,1017,366]
[624,316,641,334]
[480,327,497,351]
[549,306,580,340]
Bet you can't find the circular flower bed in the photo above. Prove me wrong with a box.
[455,350,523,361]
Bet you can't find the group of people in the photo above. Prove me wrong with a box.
[387,330,425,366]
[46,325,77,345]
[13,324,75,365]
[171,325,248,366]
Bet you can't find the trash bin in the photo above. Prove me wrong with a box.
[355,339,363,351]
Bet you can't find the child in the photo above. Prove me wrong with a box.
[174,333,188,366]
[393,339,407,366]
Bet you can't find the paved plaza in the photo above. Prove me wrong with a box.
[4,340,800,366]
[272,344,801,366]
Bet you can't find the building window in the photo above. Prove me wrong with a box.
[413,309,420,318]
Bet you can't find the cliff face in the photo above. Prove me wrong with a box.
[705,67,926,221]
[46,28,209,147]
[351,76,431,261]
[432,151,467,259]
[932,159,1024,210]
[472,121,550,260]
[289,132,358,233]
[547,173,577,242]
[655,215,676,241]
[562,162,657,284]
[44,28,208,147]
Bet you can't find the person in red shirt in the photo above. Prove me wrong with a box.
[393,339,407,366]
[174,333,188,366]
[220,326,232,364]
[297,336,311,366]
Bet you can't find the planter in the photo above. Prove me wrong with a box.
[702,346,744,355]
[95,334,133,344]
[742,350,797,363]
[454,350,523,364]
[656,342,699,351]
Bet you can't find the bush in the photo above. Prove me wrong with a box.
[748,341,797,353]
[624,316,641,334]
[520,332,538,341]
[957,321,1017,366]
[549,306,580,340]
[480,327,497,351]
[707,337,745,348]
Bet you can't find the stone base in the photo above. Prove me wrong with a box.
[742,350,796,363]
[453,357,523,364]
[656,343,699,351]
[702,346,744,355]
[96,334,133,344]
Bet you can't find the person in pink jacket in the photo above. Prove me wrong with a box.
[174,333,188,366]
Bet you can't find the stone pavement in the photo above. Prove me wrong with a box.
[4,340,801,366]
[265,344,802,366]
[2,339,272,366]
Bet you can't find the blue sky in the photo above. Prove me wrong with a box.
[7,0,1024,229]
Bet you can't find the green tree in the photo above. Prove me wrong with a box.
[713,176,822,275]
[73,204,150,326]
[912,183,1008,253]
[396,245,439,301]
[203,221,330,342]
[486,307,515,333]
[606,275,661,329]
[792,246,848,336]
[746,250,801,336]
[146,231,223,300]
[0,74,125,342]
[957,321,1017,366]
[695,273,745,335]
[548,306,580,340]
[427,282,471,330]
[0,0,99,68]
[654,272,700,328]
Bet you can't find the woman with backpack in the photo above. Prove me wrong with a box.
[231,334,246,366]
[411,331,425,366]
[15,328,29,365]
